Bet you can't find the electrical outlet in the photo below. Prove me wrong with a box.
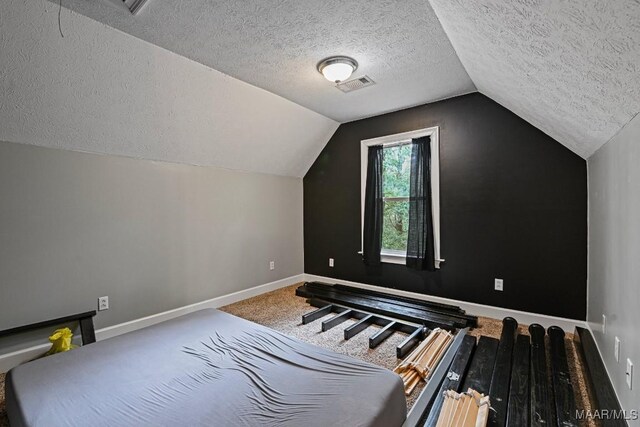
[626,359,634,390]
[329,258,334,268]
[602,314,607,334]
[269,261,275,271]
[494,278,503,291]
[98,296,109,311]
[614,337,620,362]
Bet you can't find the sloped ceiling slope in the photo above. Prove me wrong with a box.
[48,0,476,123]
[429,0,640,158]
[0,0,338,177]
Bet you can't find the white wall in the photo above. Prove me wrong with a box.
[588,113,640,424]
[0,0,338,177]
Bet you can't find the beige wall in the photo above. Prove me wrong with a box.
[0,141,303,345]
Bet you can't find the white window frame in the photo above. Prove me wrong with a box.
[360,126,442,268]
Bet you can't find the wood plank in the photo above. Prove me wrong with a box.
[299,283,462,328]
[78,317,96,345]
[369,321,397,348]
[307,298,420,334]
[506,334,530,427]
[548,326,578,427]
[397,326,428,358]
[488,317,518,427]
[529,323,553,427]
[574,327,626,427]
[461,335,499,395]
[329,282,465,313]
[402,328,469,427]
[325,283,477,326]
[296,284,459,329]
[344,314,375,339]
[423,334,477,427]
[301,304,334,324]
[321,309,353,331]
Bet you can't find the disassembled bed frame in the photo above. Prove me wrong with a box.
[404,317,582,427]
[302,298,429,358]
[297,281,477,357]
[0,310,97,345]
[297,282,477,329]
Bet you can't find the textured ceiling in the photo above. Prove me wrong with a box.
[428,0,640,158]
[2,0,338,177]
[53,0,476,123]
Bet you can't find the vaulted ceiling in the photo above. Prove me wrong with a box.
[2,0,339,177]
[428,0,640,158]
[54,0,476,123]
[17,0,640,170]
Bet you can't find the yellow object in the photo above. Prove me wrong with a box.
[44,327,77,356]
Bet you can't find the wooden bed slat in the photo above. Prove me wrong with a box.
[423,334,477,427]
[302,304,334,324]
[529,323,554,427]
[461,336,499,395]
[506,334,530,427]
[548,326,578,427]
[321,309,353,331]
[344,314,375,339]
[369,321,397,348]
[487,317,518,427]
[573,327,626,426]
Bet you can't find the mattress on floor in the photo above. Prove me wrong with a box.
[5,308,406,427]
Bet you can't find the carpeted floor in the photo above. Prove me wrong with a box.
[0,284,596,426]
[0,372,6,427]
[220,284,597,425]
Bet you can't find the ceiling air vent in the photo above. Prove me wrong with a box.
[336,75,376,93]
[104,0,150,15]
[123,0,149,14]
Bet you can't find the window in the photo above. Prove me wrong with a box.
[360,127,442,267]
[381,143,411,255]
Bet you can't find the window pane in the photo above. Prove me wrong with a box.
[383,144,411,198]
[382,200,409,252]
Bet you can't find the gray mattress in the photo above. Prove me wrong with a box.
[5,308,406,427]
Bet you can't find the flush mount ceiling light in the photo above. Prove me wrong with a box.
[317,56,358,83]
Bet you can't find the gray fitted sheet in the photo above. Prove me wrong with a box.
[5,308,406,427]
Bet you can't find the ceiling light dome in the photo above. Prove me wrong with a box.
[317,56,358,83]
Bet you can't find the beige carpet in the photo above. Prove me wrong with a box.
[0,284,596,426]
[220,284,596,425]
[0,372,6,427]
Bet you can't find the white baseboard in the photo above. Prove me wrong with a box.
[584,322,626,415]
[303,274,587,332]
[0,274,304,373]
[2,272,585,373]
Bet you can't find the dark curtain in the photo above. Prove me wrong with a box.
[406,136,436,271]
[362,145,384,265]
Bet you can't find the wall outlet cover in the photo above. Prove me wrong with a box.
[98,296,109,311]
[602,314,606,334]
[329,258,334,268]
[269,261,275,271]
[494,278,503,291]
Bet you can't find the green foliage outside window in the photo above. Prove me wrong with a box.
[382,144,411,252]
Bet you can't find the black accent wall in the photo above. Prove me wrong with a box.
[303,93,587,319]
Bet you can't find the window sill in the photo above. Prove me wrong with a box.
[358,251,443,268]
[381,251,406,265]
